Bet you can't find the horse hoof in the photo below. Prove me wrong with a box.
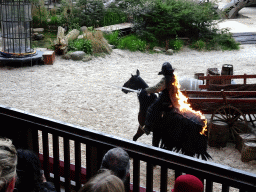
[133,137,137,141]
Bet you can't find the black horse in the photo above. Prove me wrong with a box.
[122,70,160,146]
[122,70,211,160]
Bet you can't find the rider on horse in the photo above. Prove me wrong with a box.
[141,62,180,135]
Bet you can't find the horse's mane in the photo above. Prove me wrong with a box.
[136,76,149,89]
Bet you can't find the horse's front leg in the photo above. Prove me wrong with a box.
[133,111,146,141]
[133,125,145,141]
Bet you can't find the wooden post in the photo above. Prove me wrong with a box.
[221,89,227,105]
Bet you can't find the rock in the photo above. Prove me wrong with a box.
[78,35,84,39]
[82,55,93,62]
[71,51,86,61]
[33,28,44,33]
[90,107,97,112]
[153,46,165,52]
[81,26,88,32]
[153,48,162,53]
[32,33,44,40]
[108,44,115,49]
[166,49,174,55]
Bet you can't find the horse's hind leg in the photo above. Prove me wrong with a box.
[133,125,145,141]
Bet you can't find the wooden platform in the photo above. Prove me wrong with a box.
[95,23,133,34]
[232,32,256,44]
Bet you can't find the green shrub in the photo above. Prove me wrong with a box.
[128,0,219,42]
[189,29,240,51]
[169,37,184,51]
[104,31,120,46]
[68,38,92,54]
[32,0,50,27]
[215,32,240,50]
[48,16,59,25]
[190,39,206,50]
[32,15,40,27]
[73,0,105,27]
[117,35,147,52]
[102,10,128,26]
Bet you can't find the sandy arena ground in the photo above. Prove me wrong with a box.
[1,2,256,191]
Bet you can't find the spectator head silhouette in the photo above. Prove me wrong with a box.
[100,147,130,183]
[0,138,17,192]
[78,169,124,192]
[172,174,204,192]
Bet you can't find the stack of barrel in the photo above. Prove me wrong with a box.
[206,64,233,85]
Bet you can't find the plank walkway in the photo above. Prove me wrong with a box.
[232,32,256,44]
[95,23,133,34]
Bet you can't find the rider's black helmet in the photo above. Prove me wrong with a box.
[158,62,174,75]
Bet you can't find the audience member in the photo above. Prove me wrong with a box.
[172,174,204,192]
[0,138,17,192]
[15,149,56,192]
[100,147,130,184]
[78,169,124,192]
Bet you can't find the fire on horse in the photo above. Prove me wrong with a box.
[122,70,211,160]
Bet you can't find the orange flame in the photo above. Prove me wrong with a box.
[173,73,207,136]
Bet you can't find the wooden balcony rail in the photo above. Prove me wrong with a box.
[1,104,256,192]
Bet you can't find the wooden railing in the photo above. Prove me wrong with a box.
[1,104,256,192]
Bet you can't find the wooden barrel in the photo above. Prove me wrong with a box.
[207,68,221,85]
[221,64,233,85]
[208,121,229,148]
[221,64,233,75]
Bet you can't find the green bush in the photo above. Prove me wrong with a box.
[68,38,92,54]
[125,0,240,51]
[190,39,206,50]
[169,37,184,51]
[33,15,48,28]
[189,30,240,51]
[73,0,105,27]
[128,0,219,41]
[104,31,120,46]
[102,10,128,26]
[117,35,147,51]
[48,16,59,25]
[215,32,240,50]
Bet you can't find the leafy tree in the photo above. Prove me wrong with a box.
[73,0,105,27]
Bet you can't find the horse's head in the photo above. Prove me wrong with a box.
[122,69,148,94]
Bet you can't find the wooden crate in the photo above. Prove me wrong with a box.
[43,51,55,65]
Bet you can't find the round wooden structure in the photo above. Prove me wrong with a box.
[211,105,249,142]
[208,121,229,148]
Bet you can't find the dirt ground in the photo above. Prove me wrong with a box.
[1,3,256,191]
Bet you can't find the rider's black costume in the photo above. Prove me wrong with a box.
[142,62,179,135]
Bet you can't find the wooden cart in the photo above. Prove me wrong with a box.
[181,74,256,141]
